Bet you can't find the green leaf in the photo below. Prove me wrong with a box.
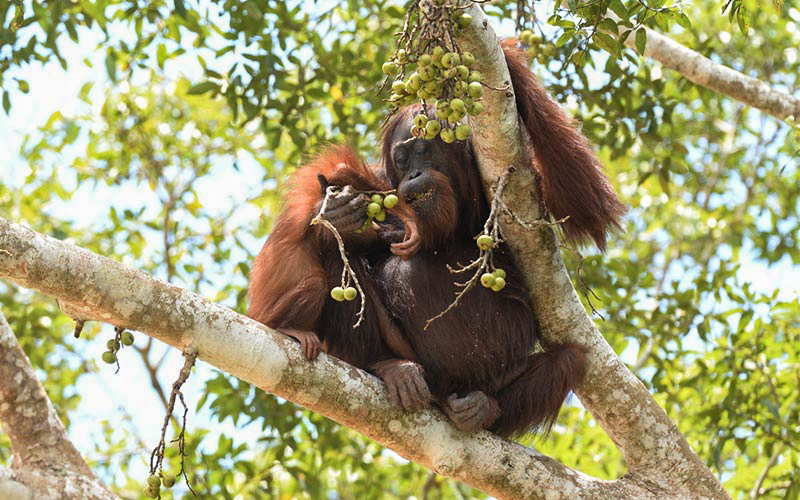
[556,31,574,47]
[157,44,167,69]
[2,91,9,114]
[598,18,618,35]
[635,28,647,55]
[609,0,627,19]
[675,12,692,29]
[105,50,117,83]
[17,79,29,93]
[174,0,187,18]
[187,81,218,95]
[593,32,619,57]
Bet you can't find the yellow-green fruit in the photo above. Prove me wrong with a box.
[480,273,496,288]
[425,119,442,138]
[469,101,484,116]
[455,124,471,140]
[447,112,463,125]
[450,98,466,113]
[441,52,459,68]
[107,339,120,352]
[147,476,161,488]
[493,268,506,279]
[520,29,534,44]
[121,331,134,346]
[436,103,451,117]
[375,209,386,222]
[468,70,482,83]
[391,80,405,94]
[389,94,404,107]
[101,351,117,364]
[418,54,432,66]
[458,13,472,28]
[456,65,469,80]
[408,73,422,90]
[432,46,445,66]
[468,81,483,98]
[418,65,434,81]
[476,234,493,250]
[397,49,408,63]
[382,62,399,75]
[453,80,467,97]
[343,287,358,301]
[383,194,399,209]
[413,114,428,128]
[491,277,506,292]
[367,202,382,216]
[424,80,441,94]
[440,128,455,143]
[371,194,384,204]
[330,287,345,302]
[162,474,176,488]
[461,52,475,67]
[143,486,159,499]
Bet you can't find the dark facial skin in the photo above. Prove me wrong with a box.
[388,118,455,217]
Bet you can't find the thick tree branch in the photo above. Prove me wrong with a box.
[625,24,798,122]
[458,3,729,499]
[574,4,800,122]
[1,217,679,499]
[0,310,117,500]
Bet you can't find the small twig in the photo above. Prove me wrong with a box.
[425,167,515,329]
[559,242,604,319]
[0,249,11,257]
[73,319,85,339]
[113,326,124,374]
[149,348,197,496]
[310,187,367,328]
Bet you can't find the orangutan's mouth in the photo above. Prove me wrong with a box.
[406,189,434,204]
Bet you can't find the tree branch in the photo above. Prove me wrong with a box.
[1,216,678,499]
[0,309,117,499]
[457,3,729,498]
[577,4,800,122]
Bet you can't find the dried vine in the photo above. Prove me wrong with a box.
[146,347,197,498]
[310,187,368,328]
[425,167,570,329]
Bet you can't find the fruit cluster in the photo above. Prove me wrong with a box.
[330,286,357,302]
[475,233,506,292]
[382,10,483,143]
[144,473,176,498]
[518,29,549,63]
[101,330,134,364]
[331,192,400,302]
[365,192,398,223]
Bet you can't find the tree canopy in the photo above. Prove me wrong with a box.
[1,0,798,498]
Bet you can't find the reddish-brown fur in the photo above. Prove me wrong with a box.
[248,146,419,368]
[249,42,622,438]
[370,42,622,436]
[501,40,626,249]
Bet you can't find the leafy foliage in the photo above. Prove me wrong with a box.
[1,0,798,498]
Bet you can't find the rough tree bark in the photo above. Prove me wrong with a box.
[0,310,117,500]
[0,6,733,500]
[568,2,800,122]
